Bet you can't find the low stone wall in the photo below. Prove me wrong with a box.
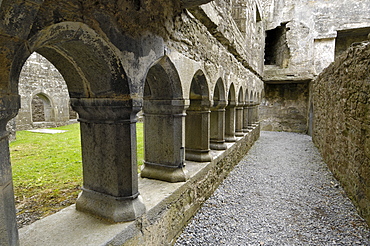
[312,42,370,226]
[20,125,260,245]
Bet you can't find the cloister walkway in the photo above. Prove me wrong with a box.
[176,131,370,245]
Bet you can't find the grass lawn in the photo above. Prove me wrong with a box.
[10,122,144,226]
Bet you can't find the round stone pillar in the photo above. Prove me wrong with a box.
[0,94,20,246]
[225,100,236,142]
[235,102,244,137]
[140,99,188,183]
[71,98,145,222]
[210,100,227,150]
[185,100,212,162]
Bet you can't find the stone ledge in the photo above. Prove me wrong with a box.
[19,125,260,246]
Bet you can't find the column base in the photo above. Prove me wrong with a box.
[185,149,212,162]
[235,131,244,137]
[76,188,146,223]
[141,162,188,183]
[210,141,227,150]
[225,136,236,142]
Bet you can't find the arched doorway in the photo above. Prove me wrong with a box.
[31,93,54,123]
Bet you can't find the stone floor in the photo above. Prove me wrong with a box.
[175,131,370,245]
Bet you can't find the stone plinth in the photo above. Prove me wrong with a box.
[210,100,227,150]
[141,99,188,182]
[225,101,236,142]
[185,100,212,162]
[71,98,145,222]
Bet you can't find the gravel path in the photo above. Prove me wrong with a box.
[175,131,370,245]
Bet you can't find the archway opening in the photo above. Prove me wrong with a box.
[225,83,236,142]
[235,87,244,136]
[210,79,227,150]
[10,22,136,227]
[185,70,211,162]
[141,56,187,182]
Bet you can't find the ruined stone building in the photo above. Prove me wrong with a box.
[0,0,369,245]
[15,52,77,131]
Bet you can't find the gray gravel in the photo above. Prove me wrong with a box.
[175,131,370,246]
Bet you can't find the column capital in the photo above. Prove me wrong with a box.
[143,99,188,115]
[71,98,140,124]
[211,99,227,111]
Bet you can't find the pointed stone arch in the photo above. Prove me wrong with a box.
[210,78,227,150]
[185,70,211,162]
[144,56,183,100]
[225,83,237,142]
[12,22,130,98]
[141,56,188,182]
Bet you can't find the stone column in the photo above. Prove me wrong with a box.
[243,102,250,132]
[225,100,236,142]
[235,102,244,137]
[71,98,145,222]
[253,102,260,124]
[210,100,227,150]
[248,100,254,128]
[185,100,212,162]
[141,99,188,183]
[0,94,20,246]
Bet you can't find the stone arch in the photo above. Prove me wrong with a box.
[144,56,183,100]
[210,78,227,150]
[225,83,237,142]
[31,92,55,123]
[245,89,250,102]
[238,87,244,104]
[141,56,188,182]
[189,70,210,101]
[10,22,145,223]
[212,78,226,106]
[12,22,130,98]
[185,69,212,162]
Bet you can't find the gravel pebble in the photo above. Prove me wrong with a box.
[175,131,370,245]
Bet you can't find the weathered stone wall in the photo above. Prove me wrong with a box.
[312,41,370,225]
[263,0,370,80]
[259,82,309,133]
[261,0,370,133]
[16,52,74,130]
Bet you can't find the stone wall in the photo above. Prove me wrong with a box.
[259,82,309,133]
[16,52,74,131]
[312,41,370,225]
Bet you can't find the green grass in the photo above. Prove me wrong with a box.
[10,122,144,222]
